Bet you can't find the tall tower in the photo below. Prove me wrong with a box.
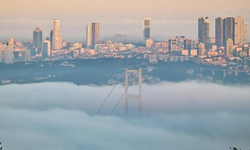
[22,49,31,62]
[225,38,233,56]
[234,17,244,45]
[242,24,248,44]
[91,22,99,46]
[50,30,53,49]
[224,17,235,45]
[33,27,42,51]
[4,42,14,64]
[86,23,92,48]
[184,38,192,50]
[215,17,224,47]
[168,38,177,52]
[143,18,150,43]
[52,19,62,50]
[198,17,210,44]
[42,40,51,59]
[0,44,6,63]
[125,68,142,114]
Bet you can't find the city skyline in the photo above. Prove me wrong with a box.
[0,0,249,42]
[0,16,249,43]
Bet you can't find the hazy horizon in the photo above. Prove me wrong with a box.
[0,0,249,42]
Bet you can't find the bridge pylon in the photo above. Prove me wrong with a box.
[125,68,142,114]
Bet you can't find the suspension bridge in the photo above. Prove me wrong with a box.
[96,68,142,115]
[96,67,249,115]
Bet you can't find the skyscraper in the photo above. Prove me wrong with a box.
[86,23,92,48]
[225,38,233,56]
[234,17,244,45]
[91,22,99,46]
[42,40,51,59]
[4,42,14,64]
[242,24,248,44]
[0,43,6,63]
[184,39,192,50]
[198,17,210,44]
[143,18,150,43]
[224,17,235,45]
[33,27,42,51]
[52,19,62,50]
[168,38,177,52]
[22,49,31,62]
[50,30,53,48]
[215,17,224,47]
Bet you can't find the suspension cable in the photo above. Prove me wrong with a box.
[110,86,129,115]
[96,84,116,115]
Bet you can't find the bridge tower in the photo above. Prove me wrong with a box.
[125,68,142,114]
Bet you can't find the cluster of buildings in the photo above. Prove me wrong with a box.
[0,17,249,65]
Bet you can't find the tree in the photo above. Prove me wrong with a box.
[0,142,2,150]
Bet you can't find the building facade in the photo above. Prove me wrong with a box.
[91,22,99,46]
[225,38,233,56]
[4,43,14,64]
[42,40,51,59]
[86,23,92,48]
[198,17,210,44]
[50,30,53,49]
[224,17,235,45]
[22,49,31,62]
[169,38,177,52]
[143,18,150,43]
[52,19,62,50]
[234,17,244,45]
[33,27,42,52]
[198,43,206,55]
[215,17,224,47]
[184,39,192,50]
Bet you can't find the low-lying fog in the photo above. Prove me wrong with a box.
[0,81,249,150]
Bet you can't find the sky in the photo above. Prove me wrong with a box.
[0,81,250,150]
[0,0,249,42]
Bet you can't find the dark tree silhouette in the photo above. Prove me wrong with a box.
[0,142,2,150]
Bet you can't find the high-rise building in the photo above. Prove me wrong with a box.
[50,30,53,48]
[198,43,206,55]
[33,27,42,51]
[198,17,210,44]
[168,38,177,52]
[225,38,233,56]
[0,43,6,63]
[242,24,248,44]
[52,19,62,50]
[22,49,31,62]
[8,38,14,46]
[86,23,92,48]
[215,17,224,47]
[143,18,150,43]
[91,22,99,46]
[42,40,51,59]
[224,17,235,45]
[4,43,14,64]
[184,39,192,50]
[234,17,244,45]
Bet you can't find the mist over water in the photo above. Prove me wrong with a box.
[0,81,249,150]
